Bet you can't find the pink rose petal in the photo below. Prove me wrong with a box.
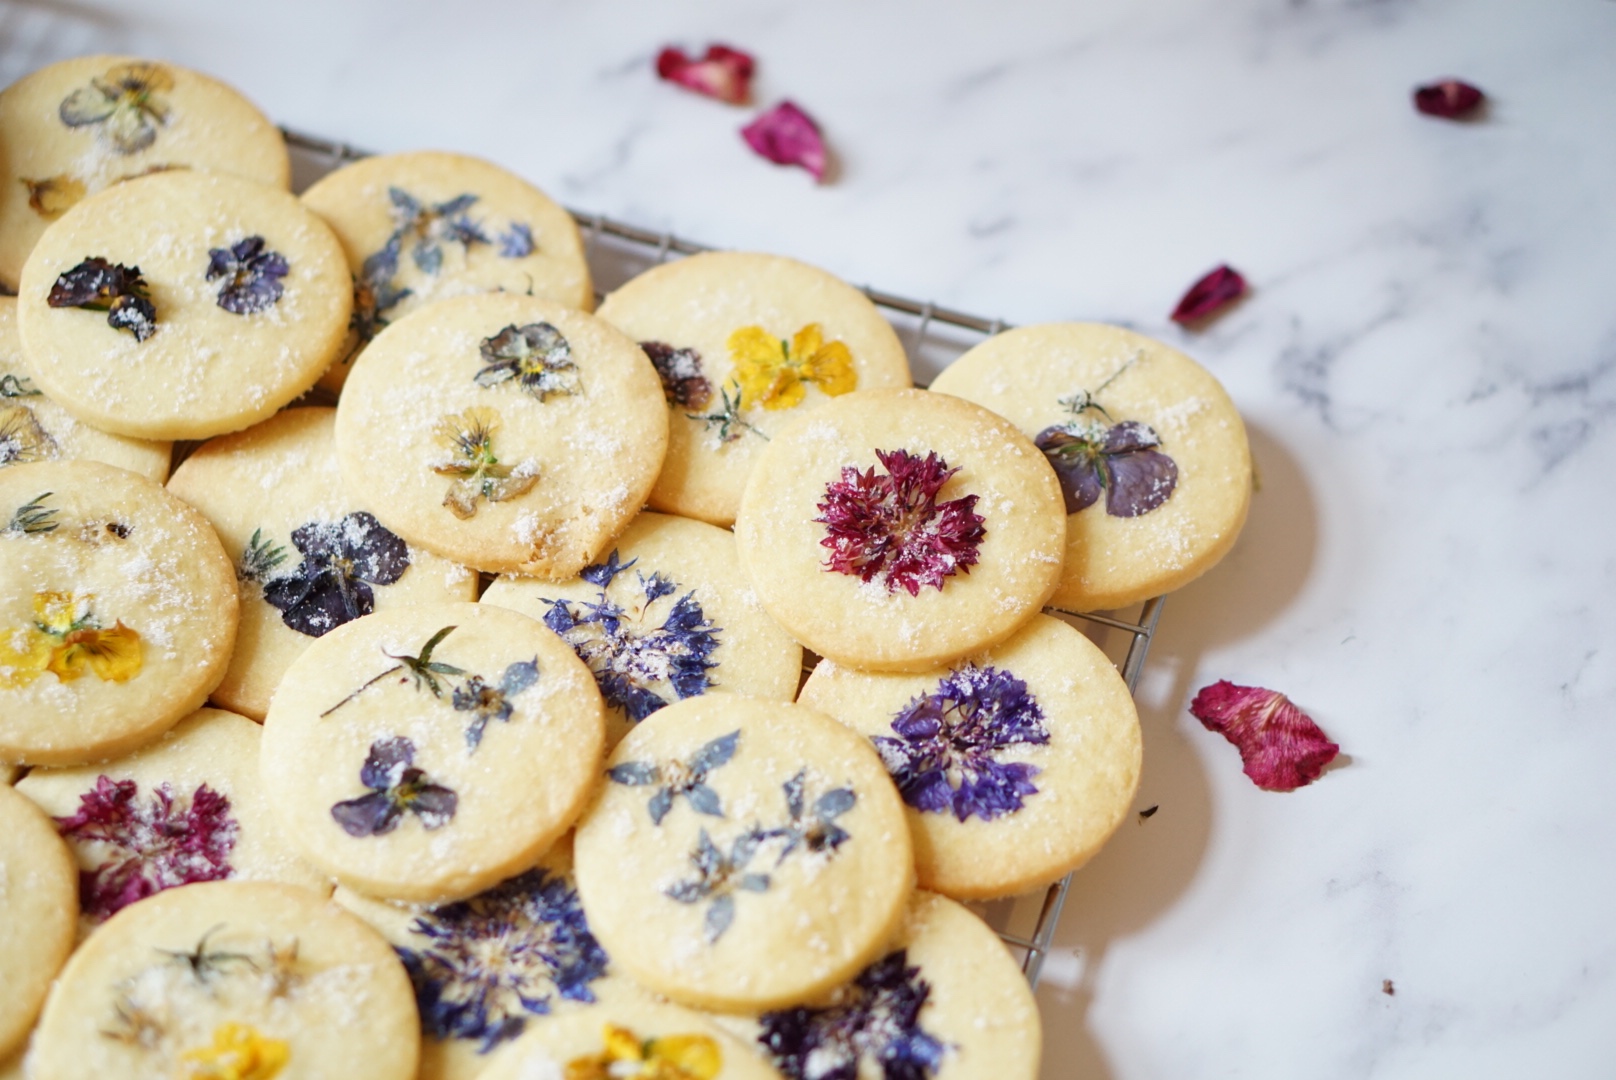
[656,43,756,105]
[1413,79,1485,120]
[1170,264,1247,325]
[1189,680,1340,792]
[741,100,827,182]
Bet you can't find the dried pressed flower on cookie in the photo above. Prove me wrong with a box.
[330,735,459,838]
[0,589,143,688]
[247,512,411,638]
[430,405,540,519]
[58,61,174,155]
[47,256,157,341]
[206,236,289,316]
[1,401,59,466]
[609,728,740,824]
[475,321,580,401]
[1034,353,1179,518]
[569,1022,723,1080]
[179,1021,290,1080]
[728,322,855,410]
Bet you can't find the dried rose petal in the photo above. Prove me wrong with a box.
[741,101,827,182]
[1190,681,1339,792]
[656,43,755,105]
[1413,79,1485,120]
[1170,265,1247,325]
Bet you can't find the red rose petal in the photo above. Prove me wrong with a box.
[740,100,827,182]
[1413,79,1485,120]
[656,44,756,106]
[1189,680,1340,792]
[1170,264,1247,325]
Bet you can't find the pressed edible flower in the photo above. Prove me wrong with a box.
[0,590,142,689]
[815,448,986,596]
[771,769,856,858]
[0,373,42,399]
[497,222,534,258]
[1189,680,1340,792]
[687,383,763,444]
[58,61,173,155]
[388,188,489,275]
[450,657,541,748]
[1413,79,1485,120]
[54,775,237,921]
[21,174,86,219]
[1034,358,1178,518]
[728,323,854,410]
[47,256,157,341]
[5,492,60,534]
[330,736,459,837]
[656,43,756,105]
[641,341,712,409]
[431,406,539,518]
[259,512,411,638]
[0,404,59,466]
[665,827,772,944]
[609,729,740,825]
[161,926,261,985]
[874,664,1047,822]
[399,868,607,1052]
[179,1022,289,1080]
[475,322,580,400]
[322,624,467,718]
[205,236,289,315]
[1170,264,1247,325]
[567,1023,723,1080]
[741,100,828,182]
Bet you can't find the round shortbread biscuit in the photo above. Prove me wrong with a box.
[17,168,352,441]
[573,695,913,1013]
[0,55,290,290]
[595,250,912,526]
[0,784,77,1062]
[930,322,1252,611]
[0,297,171,482]
[798,613,1141,899]
[16,707,329,935]
[334,292,668,578]
[167,407,477,720]
[261,602,604,904]
[300,149,594,393]
[734,388,1066,673]
[28,880,419,1080]
[0,461,238,767]
[482,511,803,748]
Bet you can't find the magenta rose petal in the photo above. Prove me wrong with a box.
[1413,79,1485,120]
[1170,264,1247,325]
[1189,680,1340,792]
[741,100,828,182]
[656,43,756,105]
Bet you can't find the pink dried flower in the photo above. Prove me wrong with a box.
[815,448,986,596]
[1413,79,1485,120]
[1170,265,1248,325]
[741,100,827,182]
[54,775,238,920]
[656,43,756,105]
[1190,681,1339,792]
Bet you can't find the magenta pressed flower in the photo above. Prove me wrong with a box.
[1413,79,1485,120]
[815,449,986,596]
[1170,264,1247,325]
[741,101,827,182]
[656,43,755,105]
[53,775,238,921]
[1189,680,1340,792]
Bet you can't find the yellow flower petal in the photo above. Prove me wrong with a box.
[106,61,175,94]
[646,1034,722,1080]
[602,1023,645,1062]
[46,621,143,684]
[726,326,785,366]
[802,339,856,397]
[0,628,52,689]
[180,1022,289,1080]
[33,591,84,635]
[790,323,825,362]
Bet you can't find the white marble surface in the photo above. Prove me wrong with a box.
[5,0,1615,1076]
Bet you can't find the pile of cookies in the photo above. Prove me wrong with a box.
[0,55,1252,1080]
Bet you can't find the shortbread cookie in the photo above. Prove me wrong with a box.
[931,322,1252,611]
[734,388,1065,673]
[483,511,803,747]
[29,880,419,1080]
[168,407,477,719]
[799,613,1140,898]
[0,297,171,481]
[300,149,594,393]
[17,168,351,440]
[0,461,238,767]
[335,293,667,577]
[573,695,912,1012]
[0,55,290,290]
[17,707,329,934]
[261,602,604,903]
[0,784,77,1062]
[728,891,1040,1080]
[595,250,912,526]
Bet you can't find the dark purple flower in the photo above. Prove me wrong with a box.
[741,101,828,182]
[450,657,541,749]
[656,43,756,105]
[205,235,289,315]
[640,340,713,409]
[1171,264,1247,325]
[46,257,156,341]
[873,665,1049,823]
[398,868,608,1052]
[53,775,238,921]
[474,322,579,401]
[608,729,739,825]
[1189,680,1340,792]
[353,241,414,344]
[497,222,534,258]
[261,512,411,638]
[1413,79,1486,120]
[331,737,458,838]
[771,769,856,860]
[664,827,772,943]
[815,449,986,597]
[1036,420,1178,518]
[759,950,947,1080]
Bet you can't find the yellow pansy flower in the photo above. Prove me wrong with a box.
[179,1022,289,1080]
[728,323,856,411]
[566,1022,722,1080]
[0,591,143,689]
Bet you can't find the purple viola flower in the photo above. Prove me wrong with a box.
[759,950,947,1080]
[398,867,608,1053]
[640,341,713,410]
[497,222,534,258]
[450,657,541,749]
[261,512,411,638]
[608,729,739,825]
[46,256,156,341]
[1035,419,1179,518]
[388,187,490,275]
[205,235,289,315]
[664,827,771,943]
[331,736,458,838]
[771,769,856,860]
[474,322,579,401]
[873,664,1049,823]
